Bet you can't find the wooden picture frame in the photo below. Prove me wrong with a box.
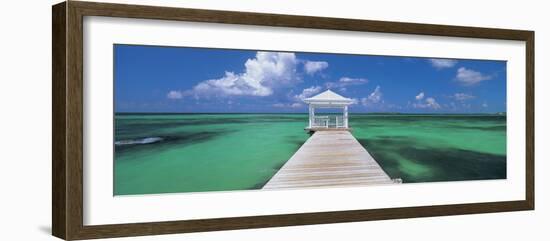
[52,1,534,240]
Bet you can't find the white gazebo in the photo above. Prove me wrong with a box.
[304,90,354,130]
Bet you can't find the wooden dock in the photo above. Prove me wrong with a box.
[263,131,395,190]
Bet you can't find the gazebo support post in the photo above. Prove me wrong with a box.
[344,105,348,128]
[308,105,315,128]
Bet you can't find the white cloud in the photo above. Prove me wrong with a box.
[361,86,383,105]
[304,61,329,75]
[415,92,425,100]
[326,77,368,89]
[367,86,383,103]
[191,51,299,97]
[294,86,322,101]
[339,77,368,84]
[272,102,303,108]
[452,93,475,101]
[167,90,184,99]
[272,86,322,109]
[429,59,458,69]
[425,97,441,109]
[290,103,303,108]
[412,93,441,110]
[456,67,491,86]
[482,102,489,108]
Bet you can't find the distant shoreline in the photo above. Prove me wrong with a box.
[115,112,506,116]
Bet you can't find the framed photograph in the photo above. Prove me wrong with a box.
[52,1,534,240]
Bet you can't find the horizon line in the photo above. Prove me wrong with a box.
[115,111,506,115]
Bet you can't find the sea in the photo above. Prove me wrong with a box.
[114,113,506,195]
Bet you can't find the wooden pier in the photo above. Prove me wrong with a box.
[263,131,395,190]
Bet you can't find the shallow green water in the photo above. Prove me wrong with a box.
[114,113,506,195]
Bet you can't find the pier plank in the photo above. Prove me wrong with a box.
[263,131,394,189]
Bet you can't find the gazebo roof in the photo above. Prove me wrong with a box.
[304,90,354,105]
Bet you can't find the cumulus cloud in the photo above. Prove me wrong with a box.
[425,97,441,109]
[413,97,441,109]
[294,86,322,101]
[188,51,299,97]
[456,67,491,86]
[272,86,322,108]
[304,61,329,75]
[415,92,425,100]
[429,59,458,69]
[482,102,489,108]
[452,93,475,101]
[361,86,383,105]
[412,92,441,110]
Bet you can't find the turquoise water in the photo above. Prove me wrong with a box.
[114,113,506,195]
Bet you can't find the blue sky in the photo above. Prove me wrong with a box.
[114,44,506,113]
